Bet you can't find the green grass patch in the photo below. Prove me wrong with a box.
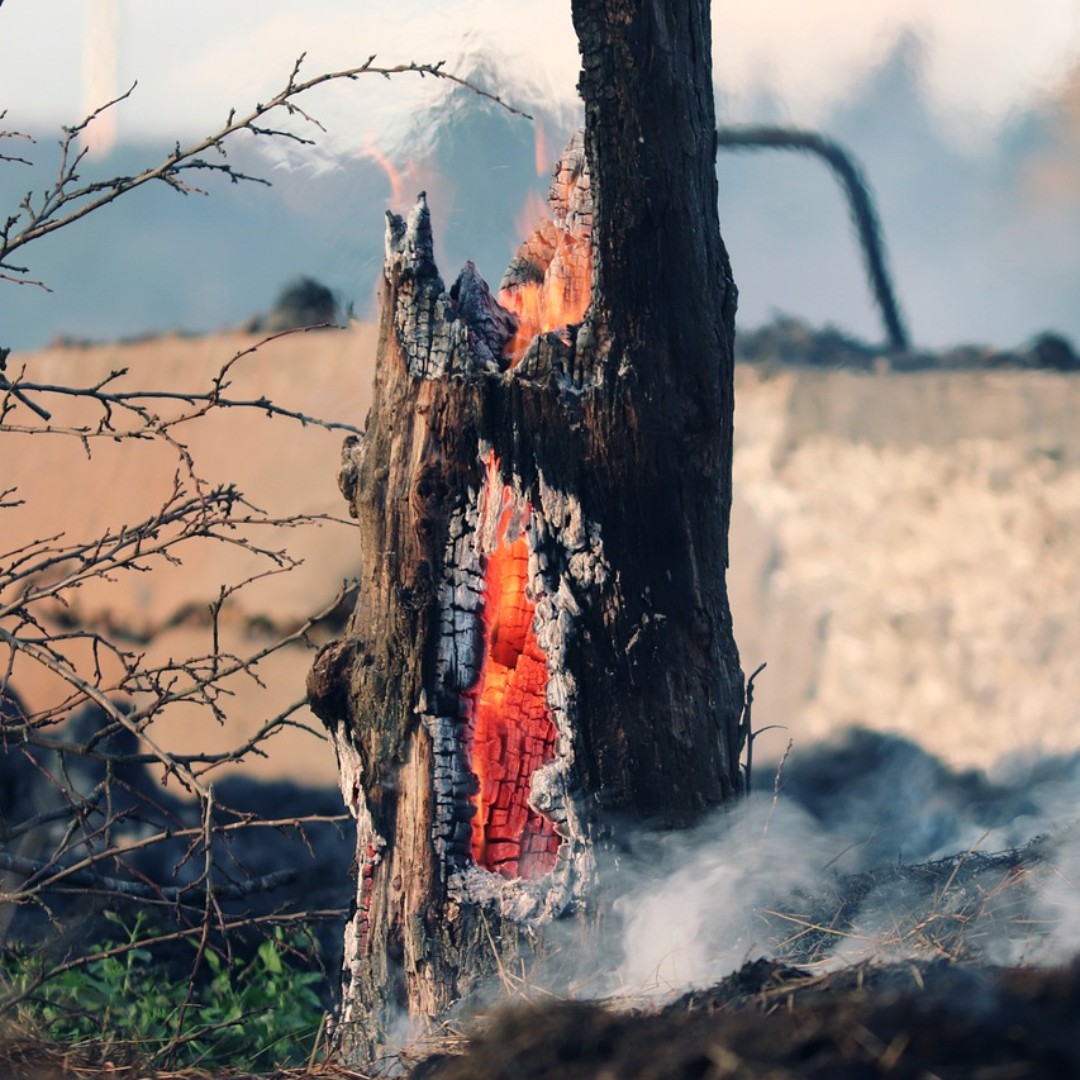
[0,913,327,1071]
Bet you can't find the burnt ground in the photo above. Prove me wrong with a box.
[8,725,1080,1078]
[409,842,1079,1079]
[416,957,1080,1079]
[6,959,1080,1078]
[411,721,1080,1080]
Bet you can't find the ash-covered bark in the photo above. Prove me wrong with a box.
[309,197,605,1059]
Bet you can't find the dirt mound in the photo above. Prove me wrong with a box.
[419,957,1080,1079]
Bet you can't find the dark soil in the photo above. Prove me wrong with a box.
[7,724,1080,1078]
[416,957,1080,1079]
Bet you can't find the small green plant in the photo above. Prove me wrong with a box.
[0,912,327,1070]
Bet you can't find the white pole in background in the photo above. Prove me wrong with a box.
[82,0,120,157]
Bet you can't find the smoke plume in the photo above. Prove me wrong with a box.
[593,729,1080,1002]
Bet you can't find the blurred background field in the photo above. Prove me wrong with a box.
[8,322,1080,782]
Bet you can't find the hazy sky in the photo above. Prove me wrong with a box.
[3,1,1079,350]
[1,0,1078,156]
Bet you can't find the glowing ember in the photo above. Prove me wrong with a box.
[465,464,560,879]
[498,132,592,364]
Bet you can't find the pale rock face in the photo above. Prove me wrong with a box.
[7,329,1080,784]
[731,364,1080,772]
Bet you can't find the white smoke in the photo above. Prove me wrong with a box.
[62,3,1078,153]
[167,3,581,166]
[586,730,1080,1003]
[609,797,832,996]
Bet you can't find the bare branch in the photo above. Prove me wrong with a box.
[0,855,295,902]
[1,326,364,435]
[0,54,529,284]
[0,627,208,797]
[0,109,34,166]
[0,46,415,1043]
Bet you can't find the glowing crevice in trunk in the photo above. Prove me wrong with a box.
[464,469,560,880]
[426,441,603,914]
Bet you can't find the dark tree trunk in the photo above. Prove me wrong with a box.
[308,0,743,1061]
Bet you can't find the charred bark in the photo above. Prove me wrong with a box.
[308,0,743,1061]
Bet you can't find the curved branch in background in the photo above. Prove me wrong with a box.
[717,125,910,352]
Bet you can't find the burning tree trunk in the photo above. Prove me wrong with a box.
[308,0,743,1061]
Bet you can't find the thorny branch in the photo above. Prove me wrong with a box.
[0,286,361,1003]
[1,325,366,433]
[1,109,33,163]
[0,378,356,1031]
[0,855,297,903]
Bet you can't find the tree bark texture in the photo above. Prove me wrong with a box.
[308,0,743,1061]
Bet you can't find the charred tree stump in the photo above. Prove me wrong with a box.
[308,0,743,1061]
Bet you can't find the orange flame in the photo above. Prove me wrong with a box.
[363,137,405,209]
[499,257,592,362]
[466,457,559,880]
[498,136,592,364]
[514,189,550,245]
